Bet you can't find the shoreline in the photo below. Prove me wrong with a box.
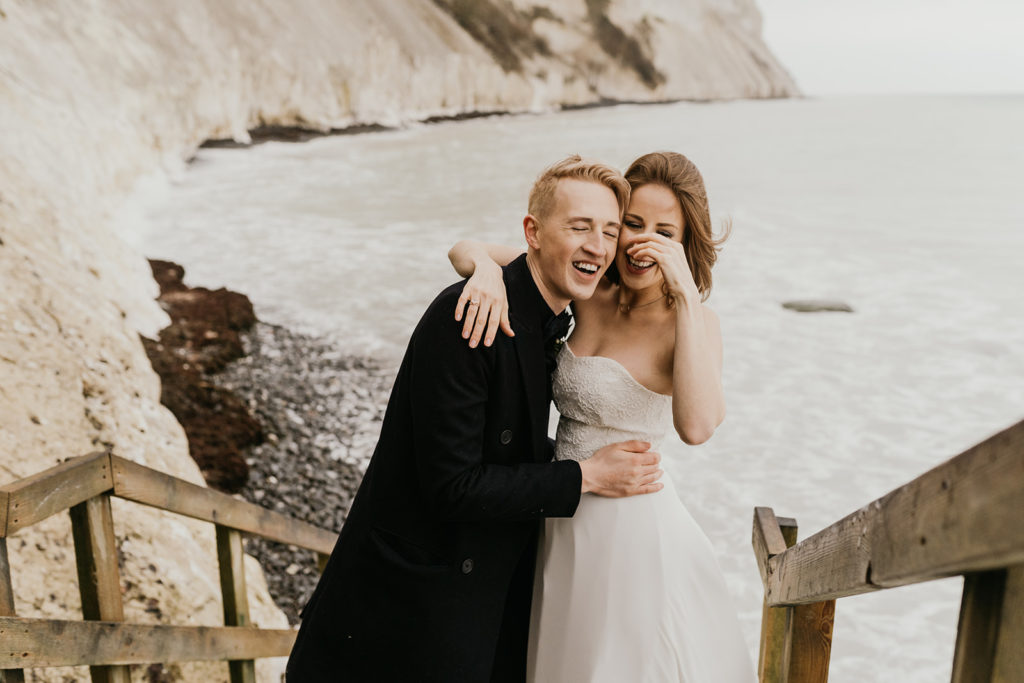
[196,93,796,150]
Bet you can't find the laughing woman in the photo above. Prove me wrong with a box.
[448,152,755,682]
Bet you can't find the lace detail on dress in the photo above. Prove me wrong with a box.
[552,344,672,462]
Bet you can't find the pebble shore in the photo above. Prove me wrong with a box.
[216,322,394,623]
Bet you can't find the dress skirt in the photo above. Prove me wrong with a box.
[526,474,756,683]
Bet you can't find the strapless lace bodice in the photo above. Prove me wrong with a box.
[552,344,672,462]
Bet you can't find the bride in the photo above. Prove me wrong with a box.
[448,151,755,682]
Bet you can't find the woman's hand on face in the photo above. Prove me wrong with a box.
[455,261,514,348]
[626,234,700,303]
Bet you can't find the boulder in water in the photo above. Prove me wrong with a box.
[782,300,855,313]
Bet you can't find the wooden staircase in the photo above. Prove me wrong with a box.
[0,451,335,683]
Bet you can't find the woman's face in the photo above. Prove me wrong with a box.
[615,183,684,290]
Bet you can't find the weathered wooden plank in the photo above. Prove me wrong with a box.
[951,570,1006,683]
[757,517,835,682]
[767,505,877,605]
[110,456,335,554]
[69,494,130,683]
[777,517,798,534]
[766,419,1024,606]
[0,539,14,617]
[786,600,834,683]
[70,495,124,623]
[992,564,1024,682]
[0,667,26,682]
[0,539,24,683]
[871,420,1024,585]
[757,519,797,683]
[0,490,9,538]
[217,526,250,629]
[0,617,295,667]
[216,525,255,683]
[753,507,788,587]
[757,598,790,683]
[1,452,112,536]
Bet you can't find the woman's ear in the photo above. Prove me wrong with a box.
[523,214,542,250]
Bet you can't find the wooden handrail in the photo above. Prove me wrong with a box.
[0,452,335,553]
[0,451,113,536]
[753,418,1024,682]
[110,456,336,554]
[0,617,295,667]
[755,419,1024,607]
[0,452,338,679]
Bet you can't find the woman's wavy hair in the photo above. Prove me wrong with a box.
[607,151,729,301]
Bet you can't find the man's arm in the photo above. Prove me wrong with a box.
[409,293,582,522]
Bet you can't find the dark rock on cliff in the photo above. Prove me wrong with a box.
[142,260,262,492]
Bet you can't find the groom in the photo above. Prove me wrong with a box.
[287,156,663,682]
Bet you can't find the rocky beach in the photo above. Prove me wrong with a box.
[217,323,391,623]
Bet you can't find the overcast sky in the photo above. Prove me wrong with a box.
[758,0,1024,95]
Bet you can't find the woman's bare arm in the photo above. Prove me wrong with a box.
[448,240,524,277]
[627,234,725,444]
[670,303,726,445]
[448,240,525,347]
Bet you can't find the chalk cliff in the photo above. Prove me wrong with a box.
[0,0,795,680]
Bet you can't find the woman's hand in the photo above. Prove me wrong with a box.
[627,235,700,305]
[454,261,514,348]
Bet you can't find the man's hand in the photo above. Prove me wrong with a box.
[579,440,663,497]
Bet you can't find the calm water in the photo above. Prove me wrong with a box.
[121,95,1024,680]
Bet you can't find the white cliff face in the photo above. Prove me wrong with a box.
[0,0,794,680]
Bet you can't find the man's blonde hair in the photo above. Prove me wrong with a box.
[527,155,630,221]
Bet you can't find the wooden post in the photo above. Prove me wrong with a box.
[951,568,1016,683]
[756,510,795,682]
[754,511,835,683]
[787,599,835,683]
[0,538,25,683]
[69,494,130,683]
[992,564,1024,682]
[217,525,255,683]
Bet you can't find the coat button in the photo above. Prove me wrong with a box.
[499,429,512,445]
[461,558,474,574]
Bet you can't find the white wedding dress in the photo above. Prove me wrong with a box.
[527,344,756,682]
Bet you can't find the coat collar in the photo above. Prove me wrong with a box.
[504,253,560,333]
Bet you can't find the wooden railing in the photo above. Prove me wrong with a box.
[752,418,1024,682]
[0,451,336,683]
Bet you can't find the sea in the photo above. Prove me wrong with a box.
[118,94,1024,681]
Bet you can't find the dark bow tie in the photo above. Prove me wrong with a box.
[542,308,572,377]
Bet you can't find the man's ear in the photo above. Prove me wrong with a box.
[523,214,542,250]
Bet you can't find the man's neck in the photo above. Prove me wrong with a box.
[525,251,570,315]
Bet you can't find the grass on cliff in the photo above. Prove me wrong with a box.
[433,0,664,90]
[585,0,665,89]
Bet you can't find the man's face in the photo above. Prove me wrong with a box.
[525,178,621,310]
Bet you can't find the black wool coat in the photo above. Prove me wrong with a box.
[286,255,582,682]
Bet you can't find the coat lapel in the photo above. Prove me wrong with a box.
[512,321,548,461]
[504,254,554,463]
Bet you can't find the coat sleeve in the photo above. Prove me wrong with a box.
[408,294,581,522]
